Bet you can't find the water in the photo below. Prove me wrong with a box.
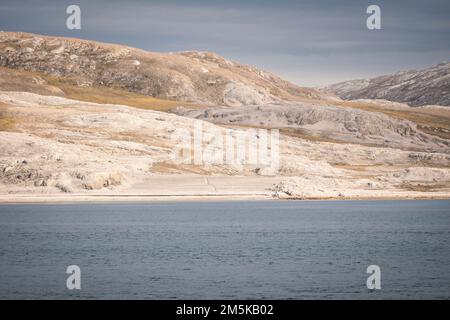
[0,200,449,299]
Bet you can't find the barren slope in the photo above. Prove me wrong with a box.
[1,91,450,200]
[172,102,450,152]
[1,32,450,200]
[325,62,450,107]
[0,31,322,106]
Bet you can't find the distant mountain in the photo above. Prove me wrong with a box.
[325,62,450,107]
[0,31,322,106]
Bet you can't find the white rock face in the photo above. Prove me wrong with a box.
[172,102,450,152]
[0,91,449,199]
[223,82,274,107]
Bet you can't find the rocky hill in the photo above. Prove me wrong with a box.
[325,62,450,107]
[1,32,450,200]
[172,102,450,152]
[1,90,449,199]
[0,31,322,106]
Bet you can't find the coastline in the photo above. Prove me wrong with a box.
[1,192,449,204]
[1,175,450,204]
[0,193,272,204]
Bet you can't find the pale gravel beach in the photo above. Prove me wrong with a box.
[1,175,449,204]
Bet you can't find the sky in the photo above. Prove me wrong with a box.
[0,0,449,86]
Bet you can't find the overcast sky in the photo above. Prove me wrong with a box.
[0,0,449,86]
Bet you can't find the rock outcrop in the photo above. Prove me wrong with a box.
[171,102,450,152]
[1,91,450,198]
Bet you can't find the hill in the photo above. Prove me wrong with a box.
[325,62,450,107]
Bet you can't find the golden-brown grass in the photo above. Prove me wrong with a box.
[2,66,449,142]
[0,66,206,112]
[0,116,16,132]
[43,75,205,112]
[0,103,17,131]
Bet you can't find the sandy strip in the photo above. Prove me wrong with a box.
[0,194,273,204]
[0,192,449,204]
[1,175,449,204]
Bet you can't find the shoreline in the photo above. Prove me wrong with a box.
[1,174,450,205]
[0,193,449,204]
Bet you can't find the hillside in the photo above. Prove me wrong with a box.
[1,91,449,200]
[0,31,322,106]
[325,62,450,107]
[1,32,450,200]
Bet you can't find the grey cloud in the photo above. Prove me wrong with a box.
[0,0,449,86]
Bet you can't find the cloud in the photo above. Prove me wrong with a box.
[0,0,449,86]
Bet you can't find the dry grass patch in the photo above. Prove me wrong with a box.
[0,66,206,112]
[0,116,16,131]
[41,74,206,112]
[0,103,17,131]
[55,82,187,112]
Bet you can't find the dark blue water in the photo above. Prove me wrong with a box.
[0,200,449,299]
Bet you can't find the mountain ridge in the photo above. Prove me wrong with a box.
[325,62,450,107]
[0,31,322,106]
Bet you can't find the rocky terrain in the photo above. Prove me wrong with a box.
[0,31,322,106]
[172,102,449,152]
[1,90,449,201]
[1,32,450,201]
[325,62,450,107]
